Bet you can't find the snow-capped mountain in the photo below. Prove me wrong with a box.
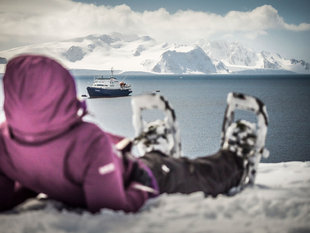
[201,40,259,67]
[0,34,309,74]
[153,47,216,74]
[200,40,309,74]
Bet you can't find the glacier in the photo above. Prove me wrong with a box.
[0,34,309,75]
[152,47,216,74]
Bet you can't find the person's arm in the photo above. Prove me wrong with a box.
[105,132,124,145]
[0,123,37,211]
[83,135,149,213]
[0,173,14,211]
[0,173,37,212]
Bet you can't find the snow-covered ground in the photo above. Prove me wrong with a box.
[1,161,309,233]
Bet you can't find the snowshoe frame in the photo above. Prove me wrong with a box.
[131,93,182,158]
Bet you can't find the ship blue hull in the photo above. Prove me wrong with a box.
[87,87,132,97]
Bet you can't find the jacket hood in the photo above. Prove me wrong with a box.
[3,55,86,142]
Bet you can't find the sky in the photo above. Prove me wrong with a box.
[0,0,310,61]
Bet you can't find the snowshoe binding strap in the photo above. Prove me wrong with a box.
[221,92,269,189]
[131,93,182,158]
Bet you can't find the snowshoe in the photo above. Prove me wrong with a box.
[131,93,182,158]
[221,92,269,192]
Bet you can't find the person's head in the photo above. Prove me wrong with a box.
[222,120,257,158]
[3,55,86,142]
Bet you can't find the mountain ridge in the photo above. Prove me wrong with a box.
[0,34,309,75]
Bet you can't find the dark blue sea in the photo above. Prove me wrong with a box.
[1,75,310,162]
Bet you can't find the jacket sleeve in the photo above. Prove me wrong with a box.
[0,173,37,211]
[105,132,124,145]
[83,135,149,213]
[0,173,14,211]
[0,123,37,211]
[0,123,15,211]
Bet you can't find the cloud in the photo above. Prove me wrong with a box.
[0,0,309,49]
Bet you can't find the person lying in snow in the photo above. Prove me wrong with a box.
[0,55,269,213]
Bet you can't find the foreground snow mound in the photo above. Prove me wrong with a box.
[1,162,310,233]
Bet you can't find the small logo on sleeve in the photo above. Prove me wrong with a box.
[98,163,115,175]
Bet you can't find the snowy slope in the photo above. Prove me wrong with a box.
[0,162,309,233]
[201,40,310,74]
[0,34,309,74]
[153,46,216,74]
[201,40,260,67]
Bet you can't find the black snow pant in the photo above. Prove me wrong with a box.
[140,150,244,196]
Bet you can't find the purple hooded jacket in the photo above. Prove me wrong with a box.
[0,55,154,213]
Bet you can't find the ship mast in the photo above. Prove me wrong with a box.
[110,67,114,78]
